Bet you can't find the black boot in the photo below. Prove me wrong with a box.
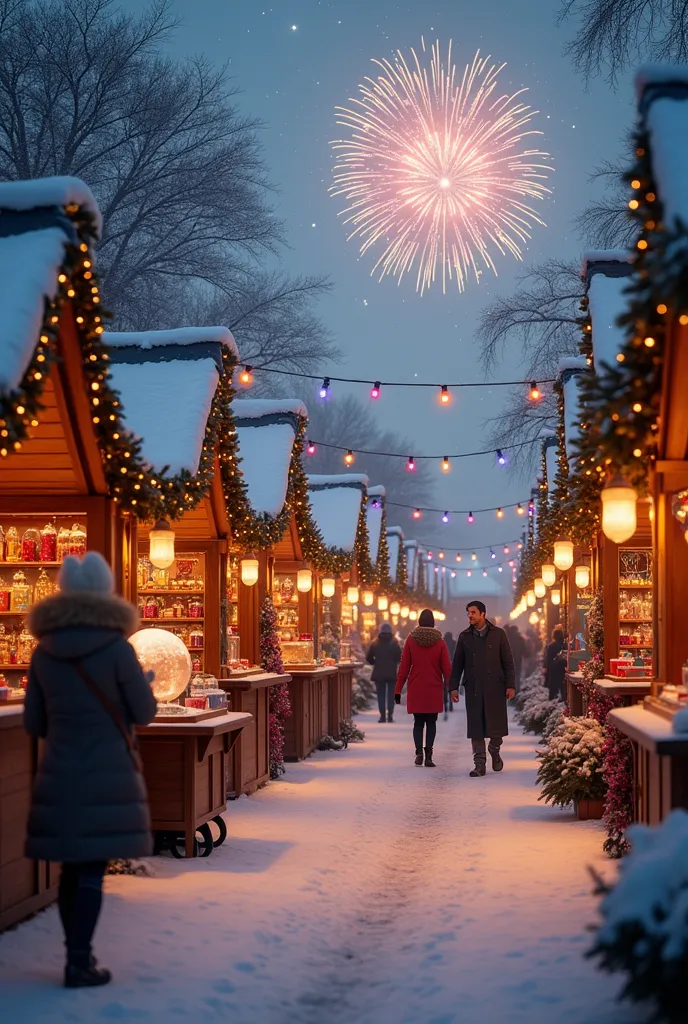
[65,950,111,988]
[424,747,436,767]
[469,764,486,777]
[414,748,424,766]
[490,748,504,772]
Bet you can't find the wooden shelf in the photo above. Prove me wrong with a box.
[0,562,63,569]
[0,665,29,671]
[619,583,653,588]
[139,589,205,596]
[619,644,653,650]
[620,619,653,623]
[0,610,31,616]
[140,617,204,624]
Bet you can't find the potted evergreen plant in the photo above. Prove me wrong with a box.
[536,716,606,818]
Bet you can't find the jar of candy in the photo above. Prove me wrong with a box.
[143,597,159,619]
[21,528,40,562]
[5,527,20,562]
[57,527,71,562]
[188,597,204,618]
[189,626,204,649]
[40,521,58,562]
[18,627,34,664]
[0,627,9,663]
[191,656,202,672]
[69,523,87,557]
[33,568,54,603]
[0,577,9,612]
[11,571,30,612]
[0,524,5,561]
[137,557,151,590]
[8,645,17,665]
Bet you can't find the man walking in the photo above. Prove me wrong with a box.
[450,601,516,777]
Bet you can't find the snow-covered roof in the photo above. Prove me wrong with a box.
[636,69,688,229]
[110,357,220,476]
[233,400,306,518]
[404,539,419,588]
[307,474,367,553]
[386,526,404,583]
[545,441,558,495]
[0,228,66,391]
[104,327,238,359]
[581,250,634,281]
[587,268,633,371]
[366,486,386,563]
[0,176,102,236]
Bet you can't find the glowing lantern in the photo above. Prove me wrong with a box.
[130,628,190,704]
[533,578,546,599]
[347,586,359,605]
[541,564,556,588]
[553,539,574,571]
[321,576,336,598]
[362,590,374,607]
[297,569,313,593]
[409,609,418,621]
[601,477,638,544]
[240,555,259,586]
[148,519,175,569]
[526,590,536,607]
[378,595,389,611]
[550,589,561,606]
[390,600,401,616]
[528,611,540,625]
[400,605,410,618]
[575,565,590,589]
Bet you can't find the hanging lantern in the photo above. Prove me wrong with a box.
[575,564,590,589]
[390,600,401,616]
[541,564,556,588]
[533,578,546,599]
[601,476,638,544]
[362,590,374,607]
[321,576,336,598]
[528,611,540,625]
[553,538,574,571]
[347,585,359,604]
[409,609,418,621]
[240,554,259,587]
[400,605,410,618]
[526,590,536,607]
[297,569,313,593]
[550,588,561,606]
[148,519,175,570]
[378,595,388,611]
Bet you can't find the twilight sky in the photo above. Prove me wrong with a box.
[127,0,636,595]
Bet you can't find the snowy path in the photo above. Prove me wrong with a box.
[0,707,646,1023]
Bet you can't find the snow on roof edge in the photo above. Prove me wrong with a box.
[387,525,405,539]
[307,474,369,490]
[635,65,688,99]
[104,327,238,359]
[558,356,589,375]
[233,397,307,420]
[0,177,102,237]
[581,250,634,279]
[367,484,386,497]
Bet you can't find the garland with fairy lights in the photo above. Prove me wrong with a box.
[374,505,392,590]
[584,127,668,488]
[567,299,604,545]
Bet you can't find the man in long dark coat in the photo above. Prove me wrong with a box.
[450,600,516,777]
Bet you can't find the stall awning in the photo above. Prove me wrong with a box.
[308,474,368,554]
[636,67,688,229]
[233,399,308,519]
[584,254,635,371]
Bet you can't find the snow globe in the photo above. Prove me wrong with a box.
[130,627,191,716]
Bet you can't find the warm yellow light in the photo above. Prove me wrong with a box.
[239,366,253,386]
[534,578,546,599]
[390,600,401,616]
[441,457,450,473]
[378,595,388,611]
[409,609,418,621]
[297,568,313,593]
[553,539,574,571]
[575,564,590,589]
[541,564,556,587]
[631,179,641,189]
[526,590,536,607]
[550,588,561,606]
[632,402,642,413]
[362,590,374,607]
[130,629,190,704]
[347,586,359,604]
[148,519,175,569]
[601,477,638,544]
[400,605,410,618]
[344,450,355,466]
[529,611,540,625]
[240,555,259,587]
[644,336,656,347]
[321,576,336,598]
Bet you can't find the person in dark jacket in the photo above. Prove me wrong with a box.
[449,600,516,777]
[544,627,567,702]
[442,631,456,718]
[394,609,452,767]
[366,622,402,722]
[504,624,526,692]
[24,552,157,989]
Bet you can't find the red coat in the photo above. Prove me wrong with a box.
[395,628,453,714]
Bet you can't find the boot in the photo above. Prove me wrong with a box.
[490,748,504,772]
[378,716,385,723]
[414,748,424,766]
[424,747,436,768]
[64,950,111,988]
[469,765,486,777]
[387,714,394,723]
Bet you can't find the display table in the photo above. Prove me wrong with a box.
[136,711,252,857]
[608,704,688,825]
[0,706,59,932]
[328,662,359,739]
[283,666,337,761]
[593,678,652,702]
[566,672,585,716]
[219,673,291,797]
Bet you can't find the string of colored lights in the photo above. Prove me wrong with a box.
[394,536,523,553]
[306,438,538,466]
[431,555,519,577]
[385,498,534,520]
[417,544,523,560]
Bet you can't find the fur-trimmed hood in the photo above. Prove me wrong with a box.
[409,626,444,647]
[29,592,139,642]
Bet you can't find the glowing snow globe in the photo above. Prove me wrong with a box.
[130,628,191,713]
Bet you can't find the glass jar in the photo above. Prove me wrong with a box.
[0,577,9,612]
[17,627,34,664]
[11,571,30,612]
[188,626,204,649]
[227,632,240,666]
[0,627,9,663]
[33,568,55,603]
[188,597,204,618]
[143,597,159,619]
[21,528,40,561]
[5,527,20,562]
[40,522,58,562]
[69,523,87,557]
[0,524,5,561]
[57,527,71,562]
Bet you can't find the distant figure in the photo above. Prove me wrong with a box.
[395,609,452,767]
[366,622,402,722]
[443,631,457,718]
[24,552,157,989]
[505,625,526,692]
[544,627,568,703]
[450,600,516,777]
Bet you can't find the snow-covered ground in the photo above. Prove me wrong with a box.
[0,707,646,1023]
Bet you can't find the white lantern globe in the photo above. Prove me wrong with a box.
[390,600,401,616]
[526,590,536,607]
[347,585,359,605]
[321,576,336,598]
[362,590,374,607]
[550,588,561,606]
[148,519,175,569]
[240,555,259,587]
[528,611,540,625]
[575,564,590,589]
[533,578,546,599]
[601,477,638,544]
[297,568,313,593]
[553,539,574,572]
[130,628,191,704]
[541,564,556,588]
[378,595,389,612]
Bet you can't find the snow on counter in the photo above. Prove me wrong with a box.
[0,228,66,391]
[0,176,102,235]
[308,475,368,552]
[110,358,219,476]
[104,326,238,359]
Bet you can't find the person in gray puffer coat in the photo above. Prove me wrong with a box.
[366,622,402,722]
[24,551,157,989]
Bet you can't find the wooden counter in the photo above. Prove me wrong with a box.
[593,678,652,701]
[283,666,337,761]
[566,672,585,716]
[219,673,291,798]
[136,711,252,857]
[608,705,688,825]
[328,662,360,739]
[0,706,59,932]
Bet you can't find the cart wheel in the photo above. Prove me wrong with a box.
[197,823,214,857]
[169,833,199,859]
[210,815,228,848]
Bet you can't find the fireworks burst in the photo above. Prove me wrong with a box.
[330,42,552,294]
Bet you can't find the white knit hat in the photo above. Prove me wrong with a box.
[57,552,114,595]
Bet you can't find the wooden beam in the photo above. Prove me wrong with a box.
[654,460,688,491]
[659,320,688,460]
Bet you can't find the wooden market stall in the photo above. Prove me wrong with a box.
[0,177,137,927]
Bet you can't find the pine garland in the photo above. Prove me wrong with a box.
[259,596,292,780]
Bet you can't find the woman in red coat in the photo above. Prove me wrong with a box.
[395,609,452,767]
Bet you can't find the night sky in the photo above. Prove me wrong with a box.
[126,0,635,599]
